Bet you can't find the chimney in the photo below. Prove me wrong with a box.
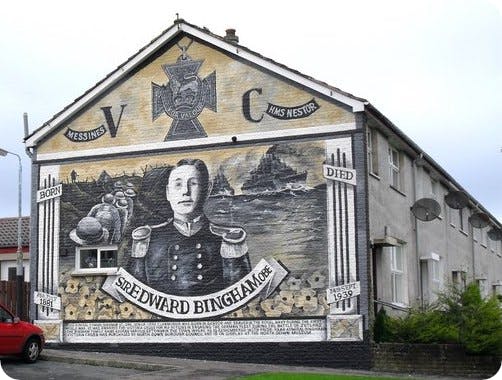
[224,28,239,44]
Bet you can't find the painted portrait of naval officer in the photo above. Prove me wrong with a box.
[128,158,252,296]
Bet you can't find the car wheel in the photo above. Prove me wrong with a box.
[22,338,40,363]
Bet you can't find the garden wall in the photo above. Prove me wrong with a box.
[372,343,501,378]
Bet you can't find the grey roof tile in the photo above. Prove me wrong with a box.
[0,217,30,248]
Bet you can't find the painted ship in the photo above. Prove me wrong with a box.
[241,146,307,193]
[210,167,235,196]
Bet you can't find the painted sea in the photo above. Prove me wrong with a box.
[205,188,328,275]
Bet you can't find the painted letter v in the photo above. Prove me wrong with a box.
[101,104,127,138]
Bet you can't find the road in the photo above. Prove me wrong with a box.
[1,358,149,380]
[1,350,476,380]
[0,356,256,380]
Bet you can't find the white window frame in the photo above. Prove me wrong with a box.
[420,253,442,303]
[430,178,438,198]
[492,283,502,297]
[473,224,480,242]
[449,206,456,228]
[481,228,488,247]
[458,209,465,232]
[74,245,118,275]
[452,270,467,291]
[388,147,401,190]
[367,129,378,176]
[488,235,495,253]
[429,178,442,219]
[476,278,487,298]
[431,258,440,284]
[390,245,406,305]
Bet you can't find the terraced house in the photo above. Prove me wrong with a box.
[23,19,501,367]
[0,217,30,283]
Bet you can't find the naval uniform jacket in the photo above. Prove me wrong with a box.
[128,216,251,296]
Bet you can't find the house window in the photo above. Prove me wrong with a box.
[388,147,401,190]
[473,225,480,242]
[367,129,379,175]
[428,179,442,219]
[421,253,442,303]
[449,206,457,227]
[76,246,118,273]
[7,267,24,281]
[390,246,405,304]
[431,179,438,198]
[492,284,502,297]
[476,279,487,297]
[481,229,488,247]
[431,259,440,284]
[8,267,15,281]
[452,271,466,291]
[488,236,494,252]
[458,209,467,234]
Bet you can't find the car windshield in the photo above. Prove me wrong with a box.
[0,306,13,323]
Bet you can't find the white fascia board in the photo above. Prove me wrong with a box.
[26,23,365,148]
[182,24,367,113]
[35,122,355,162]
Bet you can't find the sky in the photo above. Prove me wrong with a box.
[0,0,501,221]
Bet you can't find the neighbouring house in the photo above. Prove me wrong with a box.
[0,217,30,282]
[22,19,501,368]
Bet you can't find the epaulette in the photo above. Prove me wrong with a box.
[210,223,246,244]
[150,218,173,229]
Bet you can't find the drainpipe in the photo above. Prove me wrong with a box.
[470,205,477,282]
[23,113,33,159]
[412,155,423,308]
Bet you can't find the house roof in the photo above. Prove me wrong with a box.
[24,19,367,148]
[23,19,500,228]
[0,217,30,248]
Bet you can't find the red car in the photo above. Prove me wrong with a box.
[0,302,44,363]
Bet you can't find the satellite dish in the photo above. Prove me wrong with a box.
[411,198,442,222]
[487,227,502,241]
[444,190,469,209]
[468,212,490,229]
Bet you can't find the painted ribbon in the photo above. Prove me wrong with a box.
[265,98,320,120]
[64,125,107,142]
[102,258,287,319]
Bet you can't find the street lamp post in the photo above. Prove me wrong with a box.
[0,148,24,319]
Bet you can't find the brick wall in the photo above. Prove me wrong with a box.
[49,338,373,369]
[372,343,501,378]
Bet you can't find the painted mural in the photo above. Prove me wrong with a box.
[57,141,335,321]
[36,36,354,155]
[31,26,363,343]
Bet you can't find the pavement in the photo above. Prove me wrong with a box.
[39,348,476,380]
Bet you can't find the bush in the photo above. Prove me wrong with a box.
[458,283,502,355]
[373,308,391,343]
[374,283,502,356]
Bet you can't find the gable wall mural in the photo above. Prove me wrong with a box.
[32,33,366,344]
[36,37,354,154]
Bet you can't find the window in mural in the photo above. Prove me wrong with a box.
[76,246,118,272]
